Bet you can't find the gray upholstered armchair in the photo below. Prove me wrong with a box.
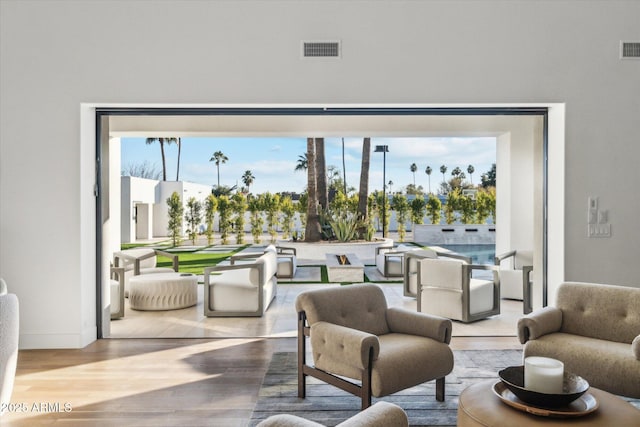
[296,284,453,410]
[518,281,640,398]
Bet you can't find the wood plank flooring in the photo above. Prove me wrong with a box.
[3,337,520,426]
[7,279,526,426]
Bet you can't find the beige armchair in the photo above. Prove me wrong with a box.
[495,249,533,313]
[518,281,640,398]
[296,284,453,410]
[0,279,19,416]
[417,258,500,323]
[257,401,408,427]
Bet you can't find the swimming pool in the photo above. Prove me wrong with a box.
[436,244,495,265]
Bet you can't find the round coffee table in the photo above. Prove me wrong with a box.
[129,272,198,311]
[458,379,639,426]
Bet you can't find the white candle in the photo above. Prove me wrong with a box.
[524,356,564,394]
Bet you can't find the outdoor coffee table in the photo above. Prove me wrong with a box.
[325,253,364,282]
[128,272,198,311]
[457,379,639,426]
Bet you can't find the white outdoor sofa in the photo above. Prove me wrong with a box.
[203,249,278,317]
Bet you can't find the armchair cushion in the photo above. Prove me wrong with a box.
[295,285,390,336]
[633,335,640,360]
[311,322,380,377]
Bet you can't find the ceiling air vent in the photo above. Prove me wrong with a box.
[302,41,341,58]
[620,41,640,59]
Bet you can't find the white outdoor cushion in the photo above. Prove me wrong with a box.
[110,279,121,314]
[211,276,276,312]
[421,278,494,320]
[500,269,525,300]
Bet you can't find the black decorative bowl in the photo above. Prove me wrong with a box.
[498,366,589,408]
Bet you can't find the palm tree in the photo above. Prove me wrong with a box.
[467,164,475,184]
[357,138,371,238]
[425,166,432,193]
[388,180,393,194]
[241,170,255,194]
[410,163,418,187]
[451,166,462,178]
[294,154,308,172]
[316,138,328,210]
[145,137,179,181]
[175,138,182,181]
[210,151,229,188]
[440,165,448,184]
[341,137,347,194]
[305,138,322,242]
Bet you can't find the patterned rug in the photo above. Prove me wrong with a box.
[250,350,524,426]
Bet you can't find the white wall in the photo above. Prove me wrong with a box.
[1,0,638,348]
[120,176,160,243]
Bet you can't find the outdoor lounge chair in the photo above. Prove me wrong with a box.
[113,248,179,295]
[403,249,472,297]
[417,258,500,323]
[495,249,533,313]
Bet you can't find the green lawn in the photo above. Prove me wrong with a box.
[155,248,245,275]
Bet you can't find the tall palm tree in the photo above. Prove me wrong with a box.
[425,166,432,193]
[174,138,182,181]
[145,137,179,181]
[342,137,347,194]
[440,165,448,184]
[315,138,328,210]
[467,164,475,184]
[388,180,393,194]
[357,137,371,238]
[241,170,255,194]
[410,163,418,187]
[294,154,308,172]
[305,138,322,242]
[210,151,229,188]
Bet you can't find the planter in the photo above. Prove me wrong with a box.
[276,237,392,264]
[413,224,496,245]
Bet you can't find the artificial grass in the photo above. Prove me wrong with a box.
[155,246,247,275]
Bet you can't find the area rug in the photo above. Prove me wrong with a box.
[249,350,524,426]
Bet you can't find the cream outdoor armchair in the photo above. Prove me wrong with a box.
[231,245,297,279]
[417,258,500,323]
[495,249,533,313]
[403,249,472,298]
[113,248,179,295]
[110,266,125,319]
[296,284,454,410]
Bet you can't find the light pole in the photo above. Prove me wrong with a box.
[374,145,389,238]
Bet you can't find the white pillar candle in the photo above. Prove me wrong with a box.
[524,356,564,393]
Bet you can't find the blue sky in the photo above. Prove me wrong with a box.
[121,136,496,195]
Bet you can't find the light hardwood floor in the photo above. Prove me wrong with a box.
[3,336,520,427]
[7,282,525,426]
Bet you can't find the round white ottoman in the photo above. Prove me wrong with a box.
[129,272,198,311]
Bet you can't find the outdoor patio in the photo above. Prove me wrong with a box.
[109,236,523,339]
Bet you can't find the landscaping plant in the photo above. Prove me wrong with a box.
[166,191,184,247]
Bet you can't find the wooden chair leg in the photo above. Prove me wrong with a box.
[297,311,306,398]
[436,377,445,401]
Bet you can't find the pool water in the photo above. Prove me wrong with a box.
[437,244,496,265]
